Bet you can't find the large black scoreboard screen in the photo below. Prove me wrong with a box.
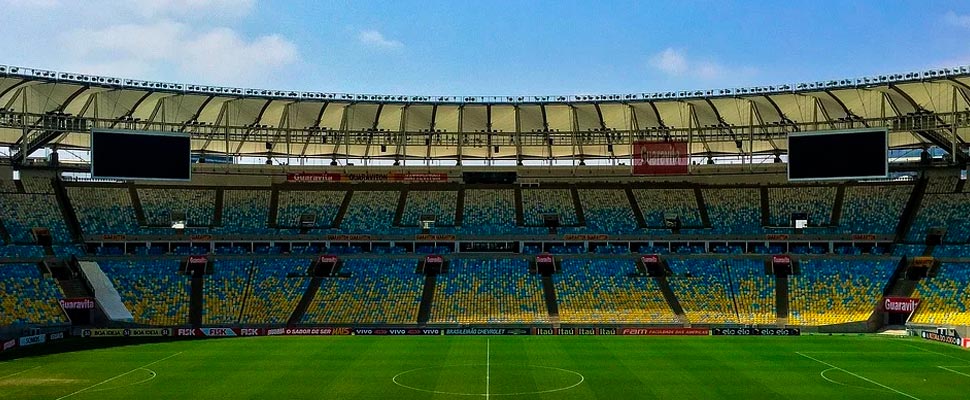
[91,129,191,180]
[788,128,888,181]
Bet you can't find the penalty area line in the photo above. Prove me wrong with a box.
[796,352,922,400]
[54,351,182,400]
[938,366,970,378]
[0,366,42,381]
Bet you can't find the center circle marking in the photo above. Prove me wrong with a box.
[392,363,584,396]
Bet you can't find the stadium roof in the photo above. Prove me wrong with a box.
[0,64,969,164]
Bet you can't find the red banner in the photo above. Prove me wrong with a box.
[772,255,792,265]
[536,254,554,264]
[189,234,212,242]
[100,234,126,241]
[387,172,448,183]
[287,172,343,183]
[884,297,920,313]
[851,234,877,241]
[766,234,790,240]
[318,255,338,264]
[327,234,371,241]
[562,234,608,241]
[415,234,457,241]
[912,257,935,268]
[641,255,660,264]
[59,298,96,310]
[620,328,709,336]
[1,339,15,352]
[632,141,689,175]
[187,255,208,265]
[425,255,444,264]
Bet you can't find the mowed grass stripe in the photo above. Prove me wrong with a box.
[1,336,969,399]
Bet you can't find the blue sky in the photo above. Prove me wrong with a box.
[1,0,969,95]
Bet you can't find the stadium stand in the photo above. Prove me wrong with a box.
[577,189,639,233]
[908,193,970,243]
[767,186,836,227]
[239,258,311,324]
[340,191,399,233]
[430,258,547,324]
[0,263,68,326]
[667,259,739,324]
[138,188,216,227]
[460,189,517,234]
[20,176,54,194]
[0,177,18,193]
[925,176,959,194]
[276,190,344,229]
[401,191,458,226]
[788,259,896,325]
[631,189,703,228]
[302,259,424,324]
[203,259,251,325]
[702,188,762,235]
[217,190,273,234]
[555,258,678,324]
[910,262,970,325]
[0,193,72,242]
[0,245,45,258]
[727,259,776,325]
[67,186,141,235]
[521,189,578,226]
[838,185,912,234]
[99,259,190,325]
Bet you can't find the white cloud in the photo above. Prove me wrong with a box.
[60,20,299,86]
[358,30,403,49]
[651,48,688,76]
[649,47,751,81]
[122,0,255,20]
[944,11,970,29]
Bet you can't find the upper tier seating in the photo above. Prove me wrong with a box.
[21,176,54,194]
[578,189,639,233]
[667,259,739,324]
[911,262,970,325]
[0,263,68,326]
[138,188,216,227]
[340,191,399,233]
[521,189,578,226]
[276,190,345,228]
[67,186,140,235]
[302,259,424,324]
[788,258,896,325]
[838,185,912,234]
[430,258,547,324]
[555,258,678,324]
[217,190,273,234]
[925,176,959,194]
[632,189,703,228]
[767,186,836,227]
[908,193,970,243]
[203,259,251,325]
[99,259,190,326]
[401,191,458,226]
[702,188,762,235]
[0,193,72,243]
[460,189,517,234]
[239,258,311,324]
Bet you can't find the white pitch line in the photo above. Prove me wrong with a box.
[938,366,970,378]
[486,339,490,400]
[0,366,41,381]
[54,351,182,400]
[901,342,970,364]
[796,352,921,400]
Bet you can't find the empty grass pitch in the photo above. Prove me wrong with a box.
[1,335,969,399]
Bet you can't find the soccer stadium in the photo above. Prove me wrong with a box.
[3,3,970,399]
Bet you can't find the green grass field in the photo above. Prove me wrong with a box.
[1,335,969,399]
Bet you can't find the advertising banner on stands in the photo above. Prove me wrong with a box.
[533,327,617,335]
[82,328,172,338]
[267,327,352,336]
[353,328,441,336]
[443,328,531,336]
[1,339,15,352]
[632,141,689,175]
[921,331,963,347]
[883,297,920,314]
[18,334,46,347]
[59,298,96,310]
[620,328,709,336]
[711,328,800,336]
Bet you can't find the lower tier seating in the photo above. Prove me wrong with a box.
[302,259,424,324]
[555,259,678,324]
